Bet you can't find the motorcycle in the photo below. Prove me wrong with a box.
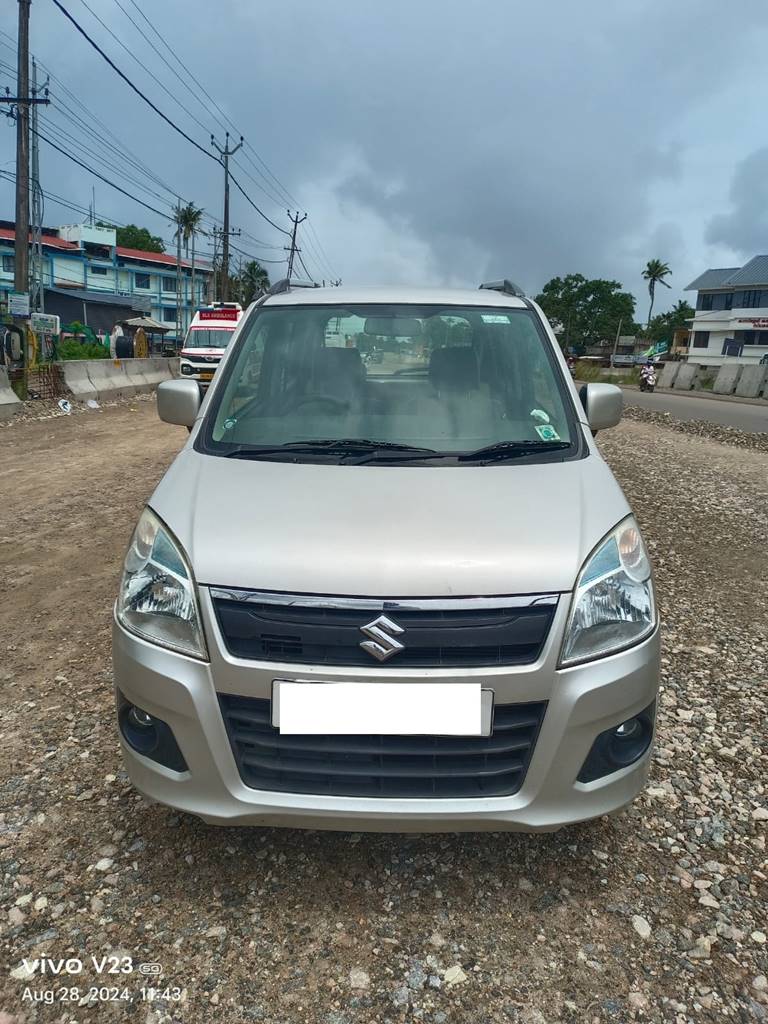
[639,367,657,393]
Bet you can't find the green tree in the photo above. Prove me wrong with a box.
[645,299,694,344]
[176,202,205,307]
[642,258,672,326]
[234,260,271,305]
[97,223,165,253]
[535,274,637,348]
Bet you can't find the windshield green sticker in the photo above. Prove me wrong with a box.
[534,424,561,442]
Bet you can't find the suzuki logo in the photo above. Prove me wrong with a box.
[359,615,405,662]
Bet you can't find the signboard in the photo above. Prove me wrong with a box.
[198,308,239,322]
[737,318,768,328]
[30,312,61,335]
[9,292,30,317]
[641,340,668,357]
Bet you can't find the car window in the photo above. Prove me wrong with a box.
[203,303,578,461]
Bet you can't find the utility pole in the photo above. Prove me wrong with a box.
[0,1,48,300]
[611,318,623,369]
[211,225,241,302]
[13,0,30,299]
[30,56,49,313]
[211,132,242,301]
[174,200,183,350]
[285,210,307,281]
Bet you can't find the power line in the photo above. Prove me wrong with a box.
[49,1,297,246]
[296,250,315,283]
[76,0,216,139]
[229,173,291,236]
[39,112,182,210]
[33,124,173,219]
[50,0,215,162]
[122,0,298,210]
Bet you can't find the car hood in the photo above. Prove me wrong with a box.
[150,450,631,597]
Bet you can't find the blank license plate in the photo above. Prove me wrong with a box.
[272,681,492,736]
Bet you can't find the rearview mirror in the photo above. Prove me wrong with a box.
[580,382,623,432]
[157,379,201,427]
[363,316,423,338]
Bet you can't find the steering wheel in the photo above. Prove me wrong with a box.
[287,393,349,412]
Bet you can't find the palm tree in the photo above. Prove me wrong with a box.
[238,260,271,305]
[178,202,205,309]
[642,259,672,327]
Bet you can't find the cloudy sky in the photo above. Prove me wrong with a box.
[2,0,768,319]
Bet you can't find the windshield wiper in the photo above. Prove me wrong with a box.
[458,440,572,463]
[223,439,439,460]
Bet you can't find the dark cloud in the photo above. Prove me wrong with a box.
[705,147,768,256]
[2,0,768,306]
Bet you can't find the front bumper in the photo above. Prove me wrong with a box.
[112,591,660,832]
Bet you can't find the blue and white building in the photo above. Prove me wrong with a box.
[0,221,213,342]
[685,256,768,366]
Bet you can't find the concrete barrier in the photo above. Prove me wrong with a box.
[713,364,742,395]
[735,364,768,399]
[58,357,177,402]
[0,366,22,420]
[122,359,153,394]
[674,362,701,390]
[60,360,99,401]
[85,359,134,400]
[658,362,680,389]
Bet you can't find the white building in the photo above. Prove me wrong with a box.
[685,256,768,366]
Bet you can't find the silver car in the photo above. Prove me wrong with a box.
[113,283,659,832]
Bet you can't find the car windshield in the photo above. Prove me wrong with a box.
[203,304,578,462]
[184,329,234,349]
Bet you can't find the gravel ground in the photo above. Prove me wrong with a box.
[1,403,766,1024]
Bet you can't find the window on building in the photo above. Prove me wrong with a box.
[135,272,151,289]
[692,331,710,348]
[90,265,108,276]
[746,290,763,308]
[162,307,177,323]
[724,292,733,310]
[2,254,14,273]
[700,293,713,311]
[742,331,757,345]
[162,275,176,292]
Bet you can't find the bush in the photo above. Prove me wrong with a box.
[57,338,110,360]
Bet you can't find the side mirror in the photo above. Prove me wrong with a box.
[580,382,623,432]
[157,379,201,427]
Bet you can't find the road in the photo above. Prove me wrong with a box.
[1,403,767,1022]
[624,387,768,433]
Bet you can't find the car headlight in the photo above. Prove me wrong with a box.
[116,507,207,660]
[560,515,656,667]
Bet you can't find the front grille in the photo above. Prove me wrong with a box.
[219,694,547,798]
[211,593,556,669]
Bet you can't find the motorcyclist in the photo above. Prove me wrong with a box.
[640,359,657,390]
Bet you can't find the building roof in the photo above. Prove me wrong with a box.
[685,257,768,291]
[46,286,138,307]
[0,226,79,251]
[684,268,739,291]
[115,245,211,272]
[262,286,528,308]
[724,255,768,287]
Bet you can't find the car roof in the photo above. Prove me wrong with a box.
[261,286,529,309]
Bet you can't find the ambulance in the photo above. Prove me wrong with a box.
[179,302,243,388]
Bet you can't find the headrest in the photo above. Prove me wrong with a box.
[429,346,479,392]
